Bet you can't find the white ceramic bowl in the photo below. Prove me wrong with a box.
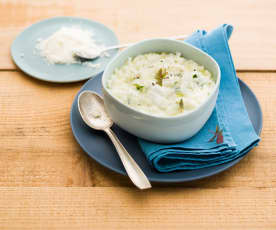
[102,39,221,143]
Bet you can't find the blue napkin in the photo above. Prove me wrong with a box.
[138,24,260,172]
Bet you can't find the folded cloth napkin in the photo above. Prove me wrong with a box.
[138,24,260,172]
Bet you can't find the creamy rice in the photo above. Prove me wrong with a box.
[107,52,216,117]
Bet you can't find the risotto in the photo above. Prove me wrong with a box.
[107,52,216,117]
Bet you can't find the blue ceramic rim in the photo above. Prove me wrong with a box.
[10,16,119,83]
[70,77,262,183]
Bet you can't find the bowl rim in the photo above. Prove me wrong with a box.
[102,38,221,120]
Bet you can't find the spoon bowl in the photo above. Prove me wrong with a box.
[78,91,113,130]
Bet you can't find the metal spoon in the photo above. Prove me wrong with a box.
[74,34,188,61]
[78,90,152,190]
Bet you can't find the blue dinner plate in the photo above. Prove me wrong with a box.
[11,17,118,83]
[70,73,262,183]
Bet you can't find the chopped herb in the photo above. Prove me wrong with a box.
[179,99,184,111]
[134,84,144,91]
[155,68,167,86]
[193,74,198,79]
[152,82,155,86]
[176,91,184,97]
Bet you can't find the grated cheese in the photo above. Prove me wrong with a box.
[35,27,104,67]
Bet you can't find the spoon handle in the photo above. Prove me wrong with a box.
[104,128,152,190]
[102,34,188,53]
[103,43,133,53]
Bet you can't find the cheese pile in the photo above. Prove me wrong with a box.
[36,27,104,66]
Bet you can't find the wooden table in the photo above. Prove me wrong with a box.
[0,0,275,229]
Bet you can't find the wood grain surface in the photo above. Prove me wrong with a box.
[0,187,276,229]
[0,0,275,229]
[1,0,276,70]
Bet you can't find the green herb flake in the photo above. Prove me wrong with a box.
[155,68,167,86]
[193,74,198,79]
[178,99,184,111]
[176,91,184,97]
[134,84,144,91]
